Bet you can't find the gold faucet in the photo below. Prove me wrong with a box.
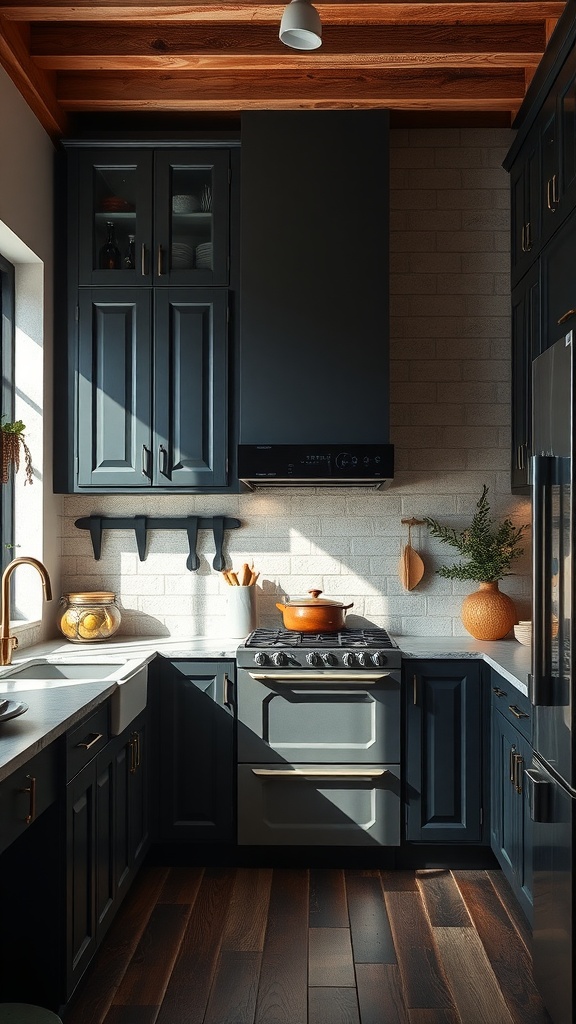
[0,556,53,665]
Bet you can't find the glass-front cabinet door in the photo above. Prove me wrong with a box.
[78,149,154,286]
[153,149,230,286]
[76,147,230,287]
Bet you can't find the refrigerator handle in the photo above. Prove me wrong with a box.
[530,455,553,706]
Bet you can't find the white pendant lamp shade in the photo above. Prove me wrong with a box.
[279,0,322,50]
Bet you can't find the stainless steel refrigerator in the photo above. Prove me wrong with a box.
[528,329,576,1024]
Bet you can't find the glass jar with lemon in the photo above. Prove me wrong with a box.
[57,591,122,643]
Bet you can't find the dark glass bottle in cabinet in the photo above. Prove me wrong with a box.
[76,147,229,286]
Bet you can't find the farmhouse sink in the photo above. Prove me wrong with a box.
[0,656,149,735]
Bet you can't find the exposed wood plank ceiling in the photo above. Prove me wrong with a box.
[0,1,568,138]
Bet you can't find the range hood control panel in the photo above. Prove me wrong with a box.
[238,444,394,484]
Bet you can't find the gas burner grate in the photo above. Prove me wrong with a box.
[245,627,396,649]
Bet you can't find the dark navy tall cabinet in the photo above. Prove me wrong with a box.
[55,141,239,493]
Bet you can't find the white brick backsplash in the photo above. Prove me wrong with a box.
[59,128,528,641]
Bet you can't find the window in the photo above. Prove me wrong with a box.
[0,254,15,573]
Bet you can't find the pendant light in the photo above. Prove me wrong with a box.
[279,0,322,50]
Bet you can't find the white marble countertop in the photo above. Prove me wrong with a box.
[0,632,531,783]
[394,636,531,696]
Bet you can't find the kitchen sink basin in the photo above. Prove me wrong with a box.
[0,657,149,735]
[5,661,125,680]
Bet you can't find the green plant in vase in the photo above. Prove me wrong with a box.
[0,419,34,485]
[423,485,529,640]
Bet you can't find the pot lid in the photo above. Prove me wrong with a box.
[65,591,116,603]
[282,589,347,608]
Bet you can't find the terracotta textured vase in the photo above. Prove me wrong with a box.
[460,581,517,641]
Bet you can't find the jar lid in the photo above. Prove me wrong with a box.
[65,591,116,604]
[282,589,347,608]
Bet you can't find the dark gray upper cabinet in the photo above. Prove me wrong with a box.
[510,125,541,289]
[76,147,230,287]
[77,287,228,488]
[239,110,390,446]
[55,140,238,494]
[405,660,484,843]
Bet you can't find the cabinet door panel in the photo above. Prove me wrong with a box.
[77,289,152,487]
[153,289,228,488]
[511,263,540,492]
[153,149,230,286]
[157,660,235,843]
[406,661,482,842]
[94,756,115,932]
[490,707,533,921]
[66,763,97,995]
[77,148,153,286]
[541,227,576,348]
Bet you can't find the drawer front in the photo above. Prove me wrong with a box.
[491,672,532,741]
[67,704,110,781]
[0,743,59,854]
[238,762,401,846]
[237,670,401,763]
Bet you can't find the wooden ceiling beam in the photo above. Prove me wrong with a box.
[30,21,547,57]
[0,15,68,134]
[55,66,526,105]
[0,3,565,25]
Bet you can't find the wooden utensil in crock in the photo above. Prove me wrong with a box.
[276,589,354,632]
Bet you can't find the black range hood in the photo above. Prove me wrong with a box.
[238,110,393,487]
[238,444,394,488]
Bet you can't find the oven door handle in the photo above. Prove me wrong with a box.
[247,671,392,683]
[251,768,389,778]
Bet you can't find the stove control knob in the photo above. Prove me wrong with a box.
[342,652,356,667]
[357,652,371,667]
[372,651,388,667]
[322,652,338,667]
[254,652,268,666]
[273,651,288,667]
[306,652,322,667]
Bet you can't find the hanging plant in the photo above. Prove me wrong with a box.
[0,419,34,485]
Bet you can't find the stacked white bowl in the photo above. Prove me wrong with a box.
[513,620,532,645]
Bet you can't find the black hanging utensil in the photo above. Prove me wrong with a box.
[212,515,225,571]
[185,516,200,571]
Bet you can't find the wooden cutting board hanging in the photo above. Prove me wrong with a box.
[399,518,425,591]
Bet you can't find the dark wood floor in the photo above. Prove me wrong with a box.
[63,865,552,1024]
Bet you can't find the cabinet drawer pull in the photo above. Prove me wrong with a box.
[557,308,576,325]
[492,686,507,698]
[547,178,556,212]
[525,221,532,251]
[552,173,559,205]
[223,673,234,709]
[158,444,169,478]
[513,753,524,794]
[508,704,529,720]
[76,732,103,750]
[157,244,164,276]
[141,444,151,478]
[135,731,141,769]
[129,737,136,773]
[509,744,517,783]
[521,224,526,252]
[413,674,418,705]
[251,768,388,779]
[22,774,36,825]
[140,242,146,276]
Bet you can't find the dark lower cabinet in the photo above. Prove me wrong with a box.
[154,658,235,844]
[66,708,150,999]
[405,660,484,842]
[490,675,533,922]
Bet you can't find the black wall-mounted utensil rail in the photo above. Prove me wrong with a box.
[74,515,241,571]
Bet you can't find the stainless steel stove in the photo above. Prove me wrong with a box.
[236,626,401,671]
[236,626,402,847]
